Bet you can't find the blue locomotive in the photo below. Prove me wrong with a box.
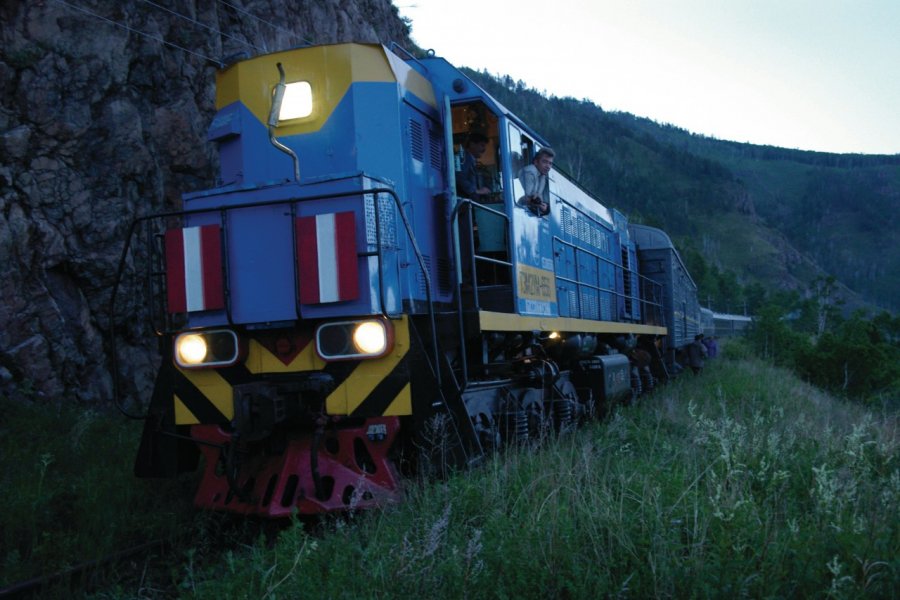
[114,43,703,516]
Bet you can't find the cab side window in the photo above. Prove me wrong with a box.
[508,123,534,202]
[452,102,502,201]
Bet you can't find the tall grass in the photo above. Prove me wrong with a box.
[0,393,198,589]
[171,348,899,599]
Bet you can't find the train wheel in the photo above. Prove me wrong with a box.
[473,412,501,453]
[520,388,549,443]
[629,366,642,403]
[552,380,579,433]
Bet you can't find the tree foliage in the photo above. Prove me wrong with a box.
[796,312,900,401]
[746,297,900,404]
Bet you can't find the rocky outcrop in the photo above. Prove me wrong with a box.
[0,1,412,405]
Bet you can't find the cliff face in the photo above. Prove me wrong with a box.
[0,1,412,405]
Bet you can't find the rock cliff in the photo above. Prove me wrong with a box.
[0,0,412,405]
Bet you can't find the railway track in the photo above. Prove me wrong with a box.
[0,538,176,598]
[0,516,304,598]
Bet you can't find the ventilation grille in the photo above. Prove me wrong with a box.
[410,119,424,162]
[429,129,443,171]
[436,257,452,294]
[577,219,590,246]
[600,294,612,321]
[364,194,398,249]
[561,207,574,237]
[622,247,633,315]
[580,289,599,320]
[416,256,452,297]
[417,255,433,296]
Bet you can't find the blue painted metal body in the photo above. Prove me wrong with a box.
[178,44,645,332]
[629,224,699,349]
[412,54,641,323]
[181,176,406,328]
[179,49,453,330]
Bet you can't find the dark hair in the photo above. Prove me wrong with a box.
[466,132,488,145]
[535,147,555,161]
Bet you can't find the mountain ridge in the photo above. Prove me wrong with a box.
[464,69,899,313]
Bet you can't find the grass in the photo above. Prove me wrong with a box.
[157,346,899,599]
[3,346,898,598]
[0,392,199,591]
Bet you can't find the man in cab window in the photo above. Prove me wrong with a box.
[517,147,554,216]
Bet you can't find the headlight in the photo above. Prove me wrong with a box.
[278,81,313,121]
[316,319,392,361]
[353,321,388,354]
[176,334,207,365]
[174,330,241,368]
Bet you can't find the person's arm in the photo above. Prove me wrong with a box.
[518,167,542,212]
[520,167,538,200]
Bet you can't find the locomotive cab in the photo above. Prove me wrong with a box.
[440,95,558,315]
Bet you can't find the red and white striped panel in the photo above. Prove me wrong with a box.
[165,225,225,313]
[296,212,359,304]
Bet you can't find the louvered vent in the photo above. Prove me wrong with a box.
[417,255,433,296]
[578,219,589,244]
[410,119,424,162]
[561,207,575,237]
[580,289,599,320]
[621,247,633,315]
[568,288,578,318]
[600,294,612,321]
[436,258,452,294]
[429,129,443,171]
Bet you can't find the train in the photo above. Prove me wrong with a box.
[113,42,715,517]
[711,311,753,337]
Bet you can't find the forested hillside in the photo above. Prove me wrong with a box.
[626,119,900,312]
[466,70,899,313]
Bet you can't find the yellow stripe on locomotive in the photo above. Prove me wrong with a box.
[171,316,413,426]
[215,43,436,137]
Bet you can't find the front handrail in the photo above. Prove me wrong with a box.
[109,183,443,415]
[370,187,443,386]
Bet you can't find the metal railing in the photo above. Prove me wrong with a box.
[551,235,664,327]
[451,198,513,310]
[449,198,514,386]
[108,183,444,414]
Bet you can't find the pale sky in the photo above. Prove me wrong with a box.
[395,0,900,155]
